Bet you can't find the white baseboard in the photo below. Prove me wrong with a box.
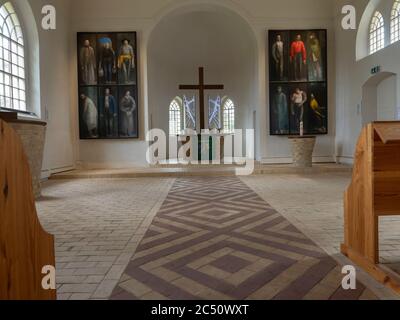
[336,156,354,165]
[41,165,76,180]
[261,156,335,165]
[76,161,149,170]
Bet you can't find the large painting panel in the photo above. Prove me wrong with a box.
[77,32,139,140]
[268,29,327,136]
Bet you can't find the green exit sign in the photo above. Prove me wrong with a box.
[371,66,381,74]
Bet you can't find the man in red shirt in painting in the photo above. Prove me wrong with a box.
[290,34,307,81]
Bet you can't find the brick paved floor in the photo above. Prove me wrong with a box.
[36,173,400,300]
[241,173,400,299]
[36,178,175,300]
[110,177,379,300]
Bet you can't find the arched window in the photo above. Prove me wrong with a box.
[391,1,400,43]
[223,98,235,134]
[369,11,385,54]
[169,98,182,136]
[0,2,26,112]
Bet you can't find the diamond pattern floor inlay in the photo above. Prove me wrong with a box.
[110,177,377,300]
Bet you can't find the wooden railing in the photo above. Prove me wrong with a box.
[341,121,400,294]
[0,119,56,300]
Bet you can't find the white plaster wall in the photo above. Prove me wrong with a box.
[15,0,75,177]
[66,0,337,167]
[335,0,400,164]
[26,0,337,168]
[377,75,397,121]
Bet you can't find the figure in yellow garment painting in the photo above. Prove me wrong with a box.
[118,39,135,84]
[309,93,326,132]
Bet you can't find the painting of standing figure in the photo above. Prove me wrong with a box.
[290,33,308,82]
[78,35,97,85]
[307,83,327,134]
[119,87,138,138]
[77,32,139,140]
[289,84,308,135]
[79,87,99,139]
[270,85,289,135]
[99,87,118,138]
[269,31,289,82]
[307,31,326,82]
[98,35,117,84]
[117,33,137,85]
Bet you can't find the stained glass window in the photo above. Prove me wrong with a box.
[208,96,221,130]
[183,95,196,130]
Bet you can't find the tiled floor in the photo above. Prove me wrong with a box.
[110,177,377,300]
[36,178,175,300]
[36,173,400,300]
[241,173,400,299]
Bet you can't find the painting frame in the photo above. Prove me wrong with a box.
[77,31,139,140]
[268,29,328,136]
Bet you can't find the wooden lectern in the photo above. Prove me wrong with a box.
[0,119,56,300]
[341,121,400,294]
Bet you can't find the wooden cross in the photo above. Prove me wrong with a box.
[179,67,224,130]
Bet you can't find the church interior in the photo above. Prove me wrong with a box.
[2,0,400,302]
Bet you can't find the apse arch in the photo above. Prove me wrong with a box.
[146,0,257,45]
[1,0,41,117]
[146,1,258,152]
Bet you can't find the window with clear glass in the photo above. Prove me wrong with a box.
[0,2,25,112]
[223,98,235,134]
[369,11,385,54]
[391,1,400,43]
[169,99,182,136]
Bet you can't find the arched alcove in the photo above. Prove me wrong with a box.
[361,71,398,125]
[147,3,258,158]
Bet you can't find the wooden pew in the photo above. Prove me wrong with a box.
[341,121,400,294]
[0,119,56,300]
